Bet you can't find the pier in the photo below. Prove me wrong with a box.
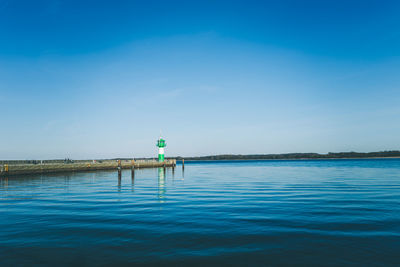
[0,159,177,177]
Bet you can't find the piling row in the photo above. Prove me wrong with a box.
[0,159,177,177]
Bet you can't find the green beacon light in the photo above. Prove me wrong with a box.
[156,137,166,162]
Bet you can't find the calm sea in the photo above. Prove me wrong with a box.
[1,159,400,266]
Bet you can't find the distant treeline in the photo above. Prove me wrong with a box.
[176,151,400,160]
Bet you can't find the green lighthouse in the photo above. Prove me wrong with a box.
[156,137,166,162]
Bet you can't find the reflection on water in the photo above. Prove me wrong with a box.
[0,177,8,189]
[90,172,96,183]
[118,170,122,191]
[131,169,135,192]
[158,167,166,202]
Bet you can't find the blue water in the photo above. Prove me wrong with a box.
[1,159,400,266]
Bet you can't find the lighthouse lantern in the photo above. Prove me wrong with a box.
[156,137,166,162]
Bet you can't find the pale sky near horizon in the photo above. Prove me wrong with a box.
[1,0,400,159]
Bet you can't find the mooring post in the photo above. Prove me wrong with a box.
[131,159,135,169]
[118,170,122,190]
[118,160,122,178]
[182,159,185,170]
[4,164,8,173]
[117,159,122,182]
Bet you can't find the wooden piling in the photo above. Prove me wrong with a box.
[118,170,122,188]
[118,160,122,180]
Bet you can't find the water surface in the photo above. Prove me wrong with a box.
[1,159,400,266]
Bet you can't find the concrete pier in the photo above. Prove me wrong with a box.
[0,159,176,177]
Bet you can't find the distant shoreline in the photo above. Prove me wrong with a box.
[175,151,400,161]
[182,157,400,161]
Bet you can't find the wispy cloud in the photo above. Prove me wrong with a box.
[0,0,9,12]
[156,88,184,100]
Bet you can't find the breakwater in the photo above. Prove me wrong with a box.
[0,159,177,176]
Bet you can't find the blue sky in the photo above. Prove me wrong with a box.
[1,0,400,159]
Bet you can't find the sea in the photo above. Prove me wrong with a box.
[1,159,400,266]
